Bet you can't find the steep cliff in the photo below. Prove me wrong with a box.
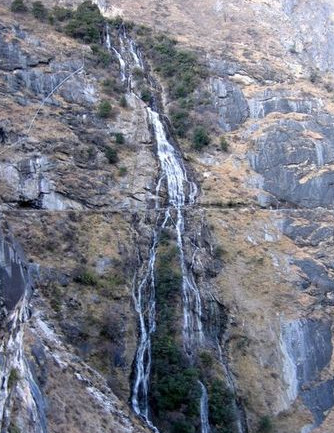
[2,1,334,433]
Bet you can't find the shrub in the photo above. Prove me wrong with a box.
[74,270,98,286]
[133,30,207,142]
[97,100,113,118]
[102,78,124,95]
[115,132,125,145]
[138,33,205,101]
[10,0,28,13]
[133,67,145,80]
[140,87,152,103]
[208,379,236,432]
[171,420,195,433]
[32,1,48,20]
[52,6,72,21]
[213,245,225,259]
[118,166,127,176]
[192,126,210,151]
[49,284,63,312]
[170,108,190,137]
[258,416,273,433]
[220,135,229,152]
[199,351,214,368]
[119,95,127,108]
[65,0,104,43]
[90,44,112,67]
[8,368,20,388]
[104,147,119,164]
[108,16,124,29]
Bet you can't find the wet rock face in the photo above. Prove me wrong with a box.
[211,77,249,131]
[0,224,29,311]
[249,115,334,208]
[281,319,333,426]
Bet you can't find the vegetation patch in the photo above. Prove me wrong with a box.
[74,269,99,286]
[32,1,48,21]
[258,416,273,433]
[90,44,112,67]
[192,126,211,151]
[115,132,125,145]
[8,368,20,389]
[11,0,28,13]
[207,379,236,433]
[149,239,201,433]
[97,100,113,118]
[129,27,209,145]
[104,146,119,164]
[220,136,229,152]
[64,1,104,43]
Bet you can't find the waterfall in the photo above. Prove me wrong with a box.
[315,142,324,166]
[147,108,203,355]
[131,230,159,431]
[103,22,251,433]
[199,381,211,433]
[105,24,208,429]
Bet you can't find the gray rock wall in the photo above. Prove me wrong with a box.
[0,222,29,312]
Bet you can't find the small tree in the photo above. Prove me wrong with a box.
[119,95,127,108]
[192,126,210,151]
[104,147,118,164]
[115,132,125,145]
[258,416,273,433]
[140,87,152,103]
[220,135,229,152]
[118,166,127,176]
[64,0,104,43]
[32,1,48,20]
[97,100,113,118]
[10,0,28,13]
[52,6,73,21]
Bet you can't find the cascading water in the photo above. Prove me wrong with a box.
[105,23,247,433]
[199,380,211,433]
[131,229,159,431]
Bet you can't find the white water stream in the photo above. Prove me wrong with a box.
[106,25,209,432]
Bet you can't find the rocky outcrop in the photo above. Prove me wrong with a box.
[248,90,322,119]
[249,114,334,208]
[280,318,333,427]
[211,77,249,131]
[0,221,28,312]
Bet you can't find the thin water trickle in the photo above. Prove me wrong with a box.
[199,381,211,433]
